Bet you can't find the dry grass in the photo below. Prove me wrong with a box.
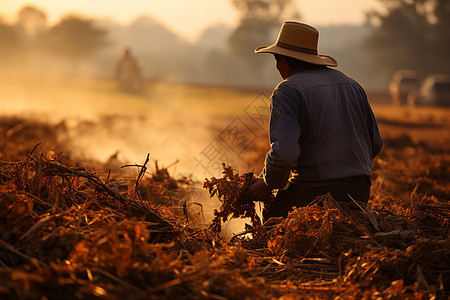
[0,98,449,299]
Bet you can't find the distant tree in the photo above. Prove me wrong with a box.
[228,0,299,82]
[15,5,47,38]
[0,20,22,62]
[432,0,450,69]
[366,0,450,76]
[40,15,108,70]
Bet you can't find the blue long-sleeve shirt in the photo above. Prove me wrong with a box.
[262,67,383,189]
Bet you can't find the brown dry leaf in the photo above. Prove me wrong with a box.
[10,270,45,283]
[204,164,270,233]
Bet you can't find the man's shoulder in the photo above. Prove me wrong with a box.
[289,68,363,91]
[273,79,300,98]
[292,67,350,81]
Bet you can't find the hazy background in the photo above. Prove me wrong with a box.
[2,1,382,40]
[0,0,403,90]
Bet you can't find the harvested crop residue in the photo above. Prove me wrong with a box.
[0,106,449,299]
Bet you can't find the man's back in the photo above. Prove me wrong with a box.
[266,67,382,186]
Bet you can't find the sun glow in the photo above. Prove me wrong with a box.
[1,0,381,41]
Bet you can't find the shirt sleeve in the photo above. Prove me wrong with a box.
[357,85,383,159]
[367,105,383,158]
[263,85,301,189]
[362,90,383,158]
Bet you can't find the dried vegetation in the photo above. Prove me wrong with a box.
[0,107,449,299]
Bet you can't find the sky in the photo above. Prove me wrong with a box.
[1,0,383,41]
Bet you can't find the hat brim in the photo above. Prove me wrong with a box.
[255,44,338,67]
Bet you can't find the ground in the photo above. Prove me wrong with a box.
[0,77,448,299]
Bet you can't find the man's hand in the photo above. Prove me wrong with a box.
[247,178,272,202]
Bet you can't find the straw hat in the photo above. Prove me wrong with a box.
[255,21,338,67]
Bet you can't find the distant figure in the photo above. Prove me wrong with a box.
[115,48,144,92]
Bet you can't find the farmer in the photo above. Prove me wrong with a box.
[116,47,143,92]
[247,21,383,220]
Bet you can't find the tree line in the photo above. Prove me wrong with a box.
[1,0,448,88]
[0,6,107,72]
[366,0,450,78]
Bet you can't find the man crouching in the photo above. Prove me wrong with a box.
[247,21,383,220]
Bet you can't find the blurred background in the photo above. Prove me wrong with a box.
[0,0,449,178]
[2,0,448,89]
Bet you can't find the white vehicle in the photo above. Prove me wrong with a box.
[389,70,420,105]
[409,74,450,107]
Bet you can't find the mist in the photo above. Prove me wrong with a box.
[1,6,391,91]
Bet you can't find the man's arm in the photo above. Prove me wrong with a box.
[366,104,383,158]
[263,85,301,189]
[358,85,383,159]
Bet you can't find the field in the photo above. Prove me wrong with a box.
[0,78,449,299]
